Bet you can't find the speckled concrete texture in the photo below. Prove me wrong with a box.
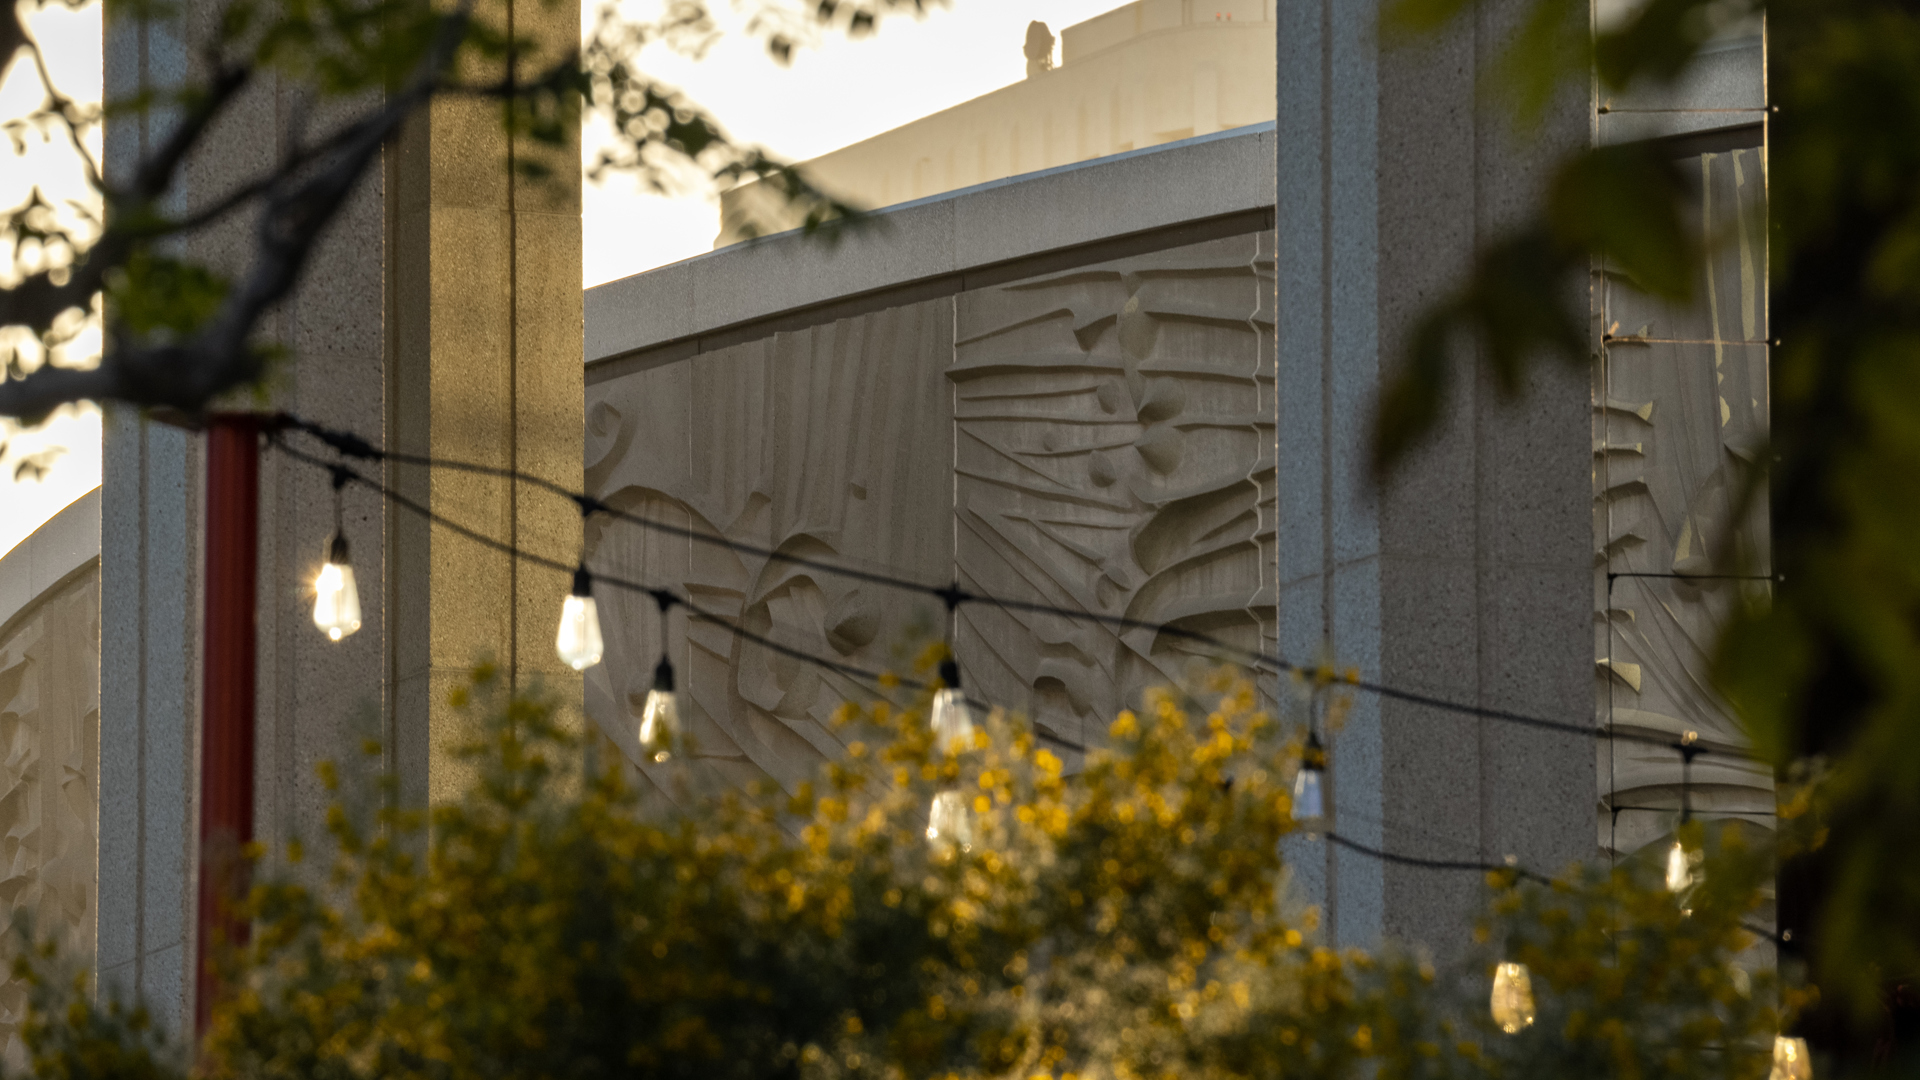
[98,0,581,1028]
[1274,0,1594,961]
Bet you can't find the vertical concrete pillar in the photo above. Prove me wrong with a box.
[1274,0,1592,958]
[388,0,584,807]
[99,0,581,1028]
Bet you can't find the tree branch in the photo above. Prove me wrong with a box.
[0,2,478,419]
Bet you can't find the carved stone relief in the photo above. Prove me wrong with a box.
[951,234,1277,754]
[582,232,1277,789]
[0,569,100,1067]
[583,300,954,796]
[1595,147,1771,860]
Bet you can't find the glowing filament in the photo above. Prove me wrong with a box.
[926,791,973,851]
[1490,962,1536,1035]
[640,690,679,763]
[930,688,975,754]
[1666,840,1694,893]
[556,594,604,671]
[1769,1035,1811,1080]
[312,538,362,642]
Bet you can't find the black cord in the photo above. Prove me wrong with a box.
[274,414,1747,759]
[273,437,914,698]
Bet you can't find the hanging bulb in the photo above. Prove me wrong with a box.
[1489,961,1536,1035]
[555,564,604,671]
[926,790,973,851]
[312,533,362,642]
[930,659,975,754]
[1291,731,1327,821]
[639,657,679,762]
[1665,839,1694,893]
[1769,1035,1811,1080]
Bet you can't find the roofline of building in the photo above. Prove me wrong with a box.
[0,485,100,640]
[584,120,1276,376]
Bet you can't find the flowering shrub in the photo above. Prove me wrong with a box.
[12,661,1791,1080]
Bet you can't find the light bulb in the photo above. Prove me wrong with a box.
[1769,1035,1811,1080]
[1291,732,1327,821]
[926,791,973,851]
[555,566,604,671]
[930,688,974,754]
[1489,961,1536,1035]
[639,657,679,762]
[312,534,362,642]
[1665,839,1694,893]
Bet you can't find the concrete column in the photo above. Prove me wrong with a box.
[388,0,584,808]
[98,0,581,1028]
[1274,0,1591,958]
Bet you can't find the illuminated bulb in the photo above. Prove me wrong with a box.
[1769,1035,1811,1080]
[1489,961,1536,1035]
[926,791,973,851]
[931,691,974,754]
[555,566,604,671]
[312,534,362,642]
[1666,839,1694,893]
[639,657,679,763]
[930,659,975,754]
[1291,732,1327,821]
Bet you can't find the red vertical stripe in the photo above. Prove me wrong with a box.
[195,414,259,1038]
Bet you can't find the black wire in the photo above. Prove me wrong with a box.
[278,416,1283,669]
[1324,832,1551,884]
[280,432,1791,944]
[272,437,917,700]
[1323,832,1784,945]
[273,414,1746,760]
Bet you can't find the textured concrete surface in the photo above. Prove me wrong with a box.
[1274,0,1594,960]
[0,498,100,1069]
[585,124,1276,365]
[98,0,581,1029]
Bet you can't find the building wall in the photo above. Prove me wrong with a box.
[718,0,1275,244]
[584,228,1276,788]
[1591,23,1772,872]
[0,491,101,1067]
[98,0,582,1031]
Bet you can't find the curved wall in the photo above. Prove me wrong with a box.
[0,490,100,1067]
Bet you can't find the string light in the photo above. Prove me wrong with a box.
[930,658,974,754]
[1769,1035,1811,1080]
[312,469,361,641]
[1292,730,1326,822]
[638,595,679,762]
[926,790,973,851]
[1292,684,1329,824]
[1489,961,1537,1034]
[1668,731,1703,895]
[556,564,605,671]
[278,415,1749,763]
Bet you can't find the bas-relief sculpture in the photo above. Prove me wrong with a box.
[0,570,99,1067]
[1594,147,1772,861]
[952,234,1277,755]
[583,300,955,795]
[582,232,1277,788]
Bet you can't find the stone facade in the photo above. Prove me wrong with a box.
[1595,145,1772,860]
[584,229,1276,789]
[0,492,101,1067]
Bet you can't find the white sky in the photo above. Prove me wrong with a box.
[583,0,1125,286]
[1,0,1125,555]
[1,0,102,558]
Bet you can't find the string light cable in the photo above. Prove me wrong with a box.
[273,430,1791,955]
[271,436,914,706]
[272,412,1745,765]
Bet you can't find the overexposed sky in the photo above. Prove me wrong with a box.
[3,0,1127,554]
[583,0,1125,285]
[1,0,102,558]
